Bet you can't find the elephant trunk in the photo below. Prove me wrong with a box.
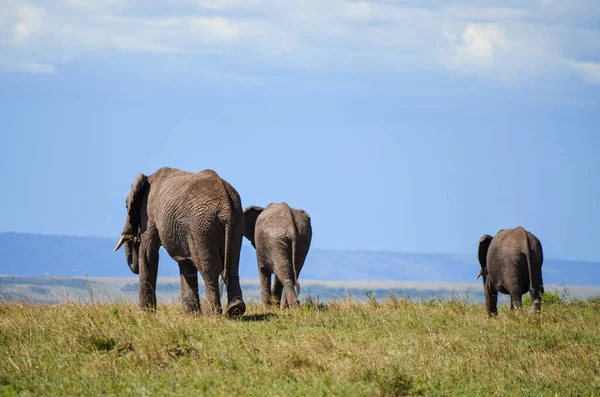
[124,240,140,274]
[114,172,147,275]
[477,235,493,282]
[118,216,140,274]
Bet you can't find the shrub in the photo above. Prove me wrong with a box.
[523,290,563,306]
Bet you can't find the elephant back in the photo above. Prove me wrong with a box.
[149,169,242,250]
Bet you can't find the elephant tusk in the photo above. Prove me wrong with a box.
[113,235,127,252]
[475,270,483,280]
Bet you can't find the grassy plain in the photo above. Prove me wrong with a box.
[1,296,599,396]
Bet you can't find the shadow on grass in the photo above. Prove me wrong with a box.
[240,313,278,322]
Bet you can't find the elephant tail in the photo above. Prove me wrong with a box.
[216,175,236,289]
[220,222,231,294]
[292,238,300,296]
[523,228,539,294]
[284,203,301,296]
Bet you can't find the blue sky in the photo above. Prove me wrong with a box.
[0,0,599,261]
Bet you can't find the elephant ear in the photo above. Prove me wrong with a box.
[299,209,311,220]
[123,173,148,235]
[243,206,264,247]
[478,234,493,268]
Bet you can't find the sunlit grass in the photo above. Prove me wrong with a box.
[1,295,599,396]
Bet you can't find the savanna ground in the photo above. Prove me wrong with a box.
[1,294,599,396]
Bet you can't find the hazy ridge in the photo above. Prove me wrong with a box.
[1,232,598,286]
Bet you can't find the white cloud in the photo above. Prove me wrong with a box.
[344,2,374,22]
[438,19,568,82]
[0,0,597,84]
[188,17,240,42]
[446,7,526,21]
[0,58,56,74]
[440,23,512,76]
[62,0,128,11]
[571,61,600,84]
[196,0,262,11]
[11,5,45,44]
[457,24,510,61]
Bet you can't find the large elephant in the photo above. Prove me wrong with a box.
[477,226,544,316]
[243,203,312,309]
[113,167,246,316]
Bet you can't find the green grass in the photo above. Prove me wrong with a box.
[1,296,599,396]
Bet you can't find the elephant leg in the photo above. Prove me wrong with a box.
[510,284,523,311]
[259,267,273,307]
[194,252,223,316]
[510,294,523,311]
[178,259,201,315]
[273,265,299,309]
[280,293,290,309]
[201,271,221,315]
[484,280,498,317]
[272,276,284,307]
[529,288,541,312]
[138,239,159,311]
[224,230,246,317]
[280,280,299,309]
[529,267,543,312]
[510,256,526,312]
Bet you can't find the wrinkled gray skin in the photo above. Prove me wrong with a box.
[244,203,312,309]
[477,226,544,316]
[114,167,246,316]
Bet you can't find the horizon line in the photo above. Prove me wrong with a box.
[1,230,598,263]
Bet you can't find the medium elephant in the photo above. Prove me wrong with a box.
[113,167,246,316]
[243,203,312,309]
[477,226,544,316]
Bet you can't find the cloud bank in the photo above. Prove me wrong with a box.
[0,0,598,84]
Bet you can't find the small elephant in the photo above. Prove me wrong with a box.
[113,167,246,316]
[243,203,312,309]
[477,226,544,316]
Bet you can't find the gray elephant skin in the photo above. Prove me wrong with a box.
[244,203,312,309]
[477,226,544,316]
[113,167,246,316]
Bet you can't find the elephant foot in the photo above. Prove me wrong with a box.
[282,298,299,310]
[261,300,276,311]
[183,305,201,316]
[226,298,246,317]
[139,300,157,312]
[530,300,541,313]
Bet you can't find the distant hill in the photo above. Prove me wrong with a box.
[0,232,598,285]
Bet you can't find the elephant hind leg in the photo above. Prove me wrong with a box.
[223,229,245,317]
[273,267,299,309]
[281,280,299,309]
[201,269,222,315]
[510,294,523,311]
[193,252,223,316]
[178,259,201,315]
[529,288,541,312]
[485,280,498,317]
[259,267,273,307]
[279,290,290,309]
[272,276,283,307]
